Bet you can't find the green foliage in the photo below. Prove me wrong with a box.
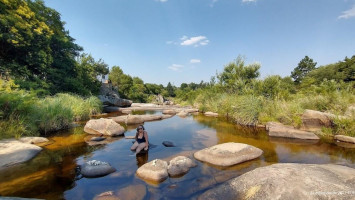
[291,56,317,83]
[306,55,355,83]
[217,56,260,93]
[166,82,175,97]
[0,79,102,138]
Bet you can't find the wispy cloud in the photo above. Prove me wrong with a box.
[338,4,355,19]
[180,36,209,47]
[168,64,184,71]
[190,59,201,63]
[210,0,218,7]
[242,0,257,2]
[156,0,167,2]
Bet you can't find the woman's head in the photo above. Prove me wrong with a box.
[136,125,145,131]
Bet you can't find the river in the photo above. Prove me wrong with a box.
[1,111,355,199]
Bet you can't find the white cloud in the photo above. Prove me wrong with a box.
[242,0,257,2]
[338,4,355,19]
[168,64,184,71]
[156,0,167,2]
[180,35,188,40]
[190,59,201,63]
[180,36,209,46]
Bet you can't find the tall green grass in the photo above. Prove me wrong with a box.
[0,80,103,139]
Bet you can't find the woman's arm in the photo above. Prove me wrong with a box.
[144,131,149,148]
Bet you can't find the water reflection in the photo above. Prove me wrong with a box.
[136,152,149,167]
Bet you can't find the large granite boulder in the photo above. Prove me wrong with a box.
[335,135,355,144]
[84,118,125,136]
[266,122,319,140]
[110,114,165,125]
[136,159,168,182]
[167,156,197,177]
[194,142,263,167]
[301,109,334,131]
[98,83,132,107]
[0,139,42,168]
[80,160,116,178]
[199,163,355,200]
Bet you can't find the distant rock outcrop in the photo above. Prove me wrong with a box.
[98,83,132,107]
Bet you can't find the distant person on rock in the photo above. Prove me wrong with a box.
[130,125,149,154]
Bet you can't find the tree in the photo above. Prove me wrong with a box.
[217,56,260,93]
[166,82,175,97]
[291,56,317,83]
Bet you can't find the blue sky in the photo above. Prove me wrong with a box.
[44,0,355,86]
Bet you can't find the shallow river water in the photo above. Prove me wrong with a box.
[1,111,355,199]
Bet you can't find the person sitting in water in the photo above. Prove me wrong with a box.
[130,125,149,154]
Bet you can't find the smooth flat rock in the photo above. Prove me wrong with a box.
[335,135,355,144]
[80,160,116,178]
[199,163,355,200]
[204,111,219,117]
[111,114,164,125]
[136,159,168,182]
[176,111,188,117]
[167,156,197,177]
[194,142,263,167]
[162,109,176,115]
[0,139,42,168]
[18,137,49,144]
[84,118,125,136]
[267,122,319,140]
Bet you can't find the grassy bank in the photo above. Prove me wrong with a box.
[173,57,355,137]
[0,79,102,139]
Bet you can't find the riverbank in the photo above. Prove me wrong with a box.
[0,81,102,139]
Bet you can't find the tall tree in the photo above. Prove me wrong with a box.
[166,82,175,97]
[291,56,317,84]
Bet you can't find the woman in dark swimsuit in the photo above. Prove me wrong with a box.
[130,125,149,154]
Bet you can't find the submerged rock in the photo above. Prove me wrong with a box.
[80,160,116,178]
[199,163,355,200]
[194,142,263,167]
[162,141,175,147]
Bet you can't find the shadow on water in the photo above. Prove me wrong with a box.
[1,112,355,199]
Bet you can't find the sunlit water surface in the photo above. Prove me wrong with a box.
[1,111,355,199]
